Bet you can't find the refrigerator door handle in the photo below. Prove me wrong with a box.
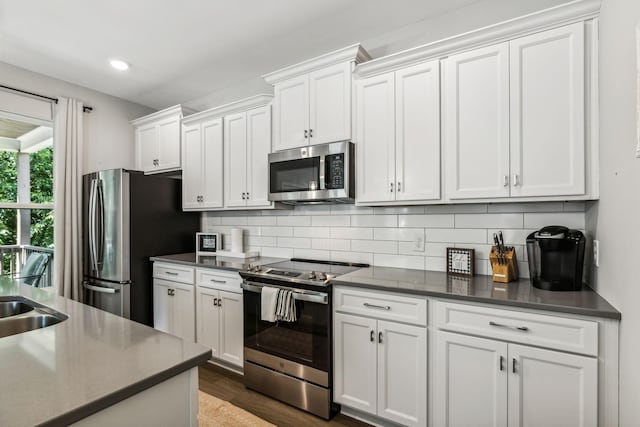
[88,178,98,272]
[83,281,120,294]
[96,179,105,270]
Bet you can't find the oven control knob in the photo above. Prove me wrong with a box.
[254,265,262,272]
[308,271,316,280]
[317,272,327,281]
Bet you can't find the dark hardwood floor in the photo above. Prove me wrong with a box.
[198,363,371,427]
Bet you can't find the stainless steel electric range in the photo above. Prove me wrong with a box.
[239,258,368,419]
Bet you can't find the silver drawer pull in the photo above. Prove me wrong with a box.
[489,321,529,331]
[210,279,227,284]
[165,271,179,276]
[363,302,391,310]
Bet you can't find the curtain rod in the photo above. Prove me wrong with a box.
[0,84,93,113]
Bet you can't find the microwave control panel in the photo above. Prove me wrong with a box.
[325,154,344,189]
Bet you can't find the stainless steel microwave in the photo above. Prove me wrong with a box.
[268,141,355,204]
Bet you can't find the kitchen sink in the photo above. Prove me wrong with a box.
[0,301,34,318]
[0,297,67,339]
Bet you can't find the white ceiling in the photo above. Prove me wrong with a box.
[0,0,483,109]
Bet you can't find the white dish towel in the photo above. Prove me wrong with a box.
[261,286,279,322]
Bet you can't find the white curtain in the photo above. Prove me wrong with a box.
[53,97,84,300]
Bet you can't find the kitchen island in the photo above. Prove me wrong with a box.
[0,277,211,427]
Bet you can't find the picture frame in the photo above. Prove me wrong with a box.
[196,232,221,257]
[446,247,475,276]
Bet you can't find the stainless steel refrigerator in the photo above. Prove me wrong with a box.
[83,169,199,326]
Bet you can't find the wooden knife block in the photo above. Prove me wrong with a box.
[490,246,519,283]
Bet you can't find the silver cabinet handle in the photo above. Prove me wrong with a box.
[503,175,509,187]
[389,182,394,192]
[489,321,529,331]
[513,174,520,186]
[304,129,308,139]
[378,331,383,344]
[363,302,391,310]
[370,330,375,342]
[165,271,179,276]
[210,279,227,284]
[309,129,313,138]
[83,282,119,294]
[397,182,401,192]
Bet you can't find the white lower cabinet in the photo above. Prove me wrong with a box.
[334,287,427,427]
[195,269,243,368]
[434,301,598,427]
[152,278,195,342]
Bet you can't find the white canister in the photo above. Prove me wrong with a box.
[231,228,244,253]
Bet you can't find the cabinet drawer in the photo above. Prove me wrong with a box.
[334,286,427,326]
[433,301,598,356]
[196,269,242,293]
[153,262,195,284]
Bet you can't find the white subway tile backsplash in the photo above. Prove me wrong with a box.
[202,201,587,277]
[312,238,351,251]
[277,237,311,249]
[276,216,312,227]
[312,215,350,227]
[330,227,373,240]
[374,254,425,270]
[261,226,293,237]
[399,214,454,228]
[351,240,398,254]
[455,213,523,229]
[351,215,397,227]
[523,212,585,229]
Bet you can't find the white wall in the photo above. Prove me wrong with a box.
[591,0,640,424]
[0,61,153,173]
[203,202,586,275]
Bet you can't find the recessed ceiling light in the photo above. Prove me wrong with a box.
[109,59,130,71]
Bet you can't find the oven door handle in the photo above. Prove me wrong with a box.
[241,281,329,305]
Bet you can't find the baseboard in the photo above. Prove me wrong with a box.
[339,406,404,427]
[206,358,243,376]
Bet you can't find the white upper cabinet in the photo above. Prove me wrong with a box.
[132,105,193,174]
[355,59,441,204]
[444,22,588,201]
[181,117,223,210]
[264,44,371,152]
[509,22,585,197]
[444,43,511,200]
[224,104,273,209]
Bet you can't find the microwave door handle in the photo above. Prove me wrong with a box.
[319,156,326,190]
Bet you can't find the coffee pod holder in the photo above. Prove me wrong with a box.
[490,246,519,283]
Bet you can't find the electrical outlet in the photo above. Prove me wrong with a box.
[593,240,600,268]
[414,235,425,252]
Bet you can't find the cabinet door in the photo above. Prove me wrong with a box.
[136,123,158,173]
[395,60,441,202]
[224,112,248,207]
[196,287,220,358]
[309,62,352,144]
[510,23,585,197]
[181,122,202,209]
[273,75,309,151]
[157,116,181,171]
[508,344,597,427]
[246,106,272,207]
[355,72,396,203]
[152,279,173,334]
[172,282,195,342]
[444,43,510,199]
[218,291,243,367]
[201,118,224,208]
[377,320,427,427]
[434,331,508,427]
[334,313,378,415]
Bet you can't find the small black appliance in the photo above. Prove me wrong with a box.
[526,226,586,291]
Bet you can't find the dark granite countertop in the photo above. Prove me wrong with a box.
[150,252,286,273]
[0,278,211,427]
[333,266,621,320]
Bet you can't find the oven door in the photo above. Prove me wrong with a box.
[242,281,331,375]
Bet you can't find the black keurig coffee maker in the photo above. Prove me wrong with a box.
[526,226,586,291]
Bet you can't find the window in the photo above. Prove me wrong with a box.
[0,115,54,287]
